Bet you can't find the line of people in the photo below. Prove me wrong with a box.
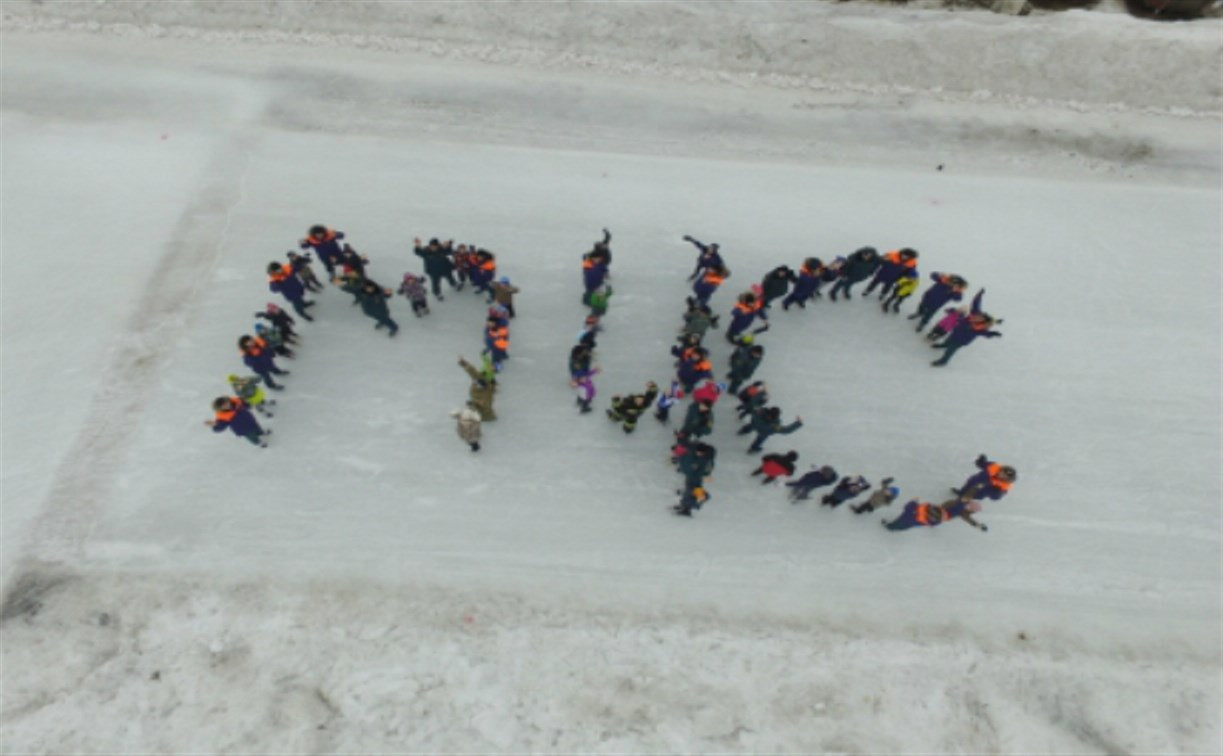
[661,234,1015,529]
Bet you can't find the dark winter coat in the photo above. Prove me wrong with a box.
[942,319,1002,348]
[212,400,262,438]
[415,243,455,277]
[300,229,346,270]
[242,346,280,376]
[727,300,765,337]
[787,468,838,491]
[790,268,821,300]
[840,247,881,284]
[827,476,871,504]
[269,269,307,303]
[685,237,724,278]
[727,345,763,383]
[918,273,964,312]
[582,257,609,292]
[761,267,795,301]
[680,402,714,438]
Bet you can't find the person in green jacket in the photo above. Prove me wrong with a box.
[589,284,613,318]
[459,355,497,421]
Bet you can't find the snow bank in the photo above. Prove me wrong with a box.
[4,0,1220,114]
[3,571,1218,753]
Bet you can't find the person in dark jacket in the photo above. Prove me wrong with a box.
[863,248,919,299]
[340,278,399,335]
[683,235,724,282]
[606,381,659,434]
[910,272,967,331]
[676,347,714,394]
[581,253,610,306]
[726,339,764,395]
[267,262,315,321]
[954,455,1016,502]
[786,465,838,502]
[725,292,767,343]
[828,247,881,301]
[821,475,871,507]
[782,258,824,310]
[738,406,803,453]
[239,335,288,390]
[751,450,798,484]
[760,265,796,309]
[679,400,715,439]
[735,381,769,420]
[300,225,346,277]
[337,243,370,281]
[206,396,269,447]
[255,302,299,344]
[585,228,612,265]
[884,491,988,533]
[413,237,457,300]
[931,312,1001,366]
[692,265,729,307]
[286,250,325,292]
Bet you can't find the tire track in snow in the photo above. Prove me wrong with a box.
[3,129,260,598]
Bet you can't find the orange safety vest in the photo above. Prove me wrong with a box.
[268,264,295,283]
[305,228,336,245]
[703,270,725,286]
[214,397,245,423]
[734,301,753,316]
[480,259,496,273]
[914,502,947,525]
[986,463,1013,492]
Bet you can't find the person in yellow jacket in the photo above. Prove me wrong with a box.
[227,374,275,418]
[882,268,919,314]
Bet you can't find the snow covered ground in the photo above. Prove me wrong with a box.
[2,2,1220,752]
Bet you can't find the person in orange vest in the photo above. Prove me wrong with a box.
[782,257,824,310]
[267,261,315,321]
[954,455,1016,502]
[883,490,988,532]
[484,315,510,370]
[471,249,498,301]
[725,291,767,343]
[205,396,270,447]
[692,264,729,307]
[299,225,346,278]
[863,247,919,299]
[751,450,798,485]
[239,334,289,390]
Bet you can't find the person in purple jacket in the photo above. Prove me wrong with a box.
[267,261,315,321]
[205,396,270,447]
[581,253,609,306]
[931,311,1002,366]
[683,235,725,281]
[863,247,919,299]
[952,455,1017,502]
[910,272,967,331]
[782,257,823,310]
[239,335,289,390]
[300,225,346,278]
